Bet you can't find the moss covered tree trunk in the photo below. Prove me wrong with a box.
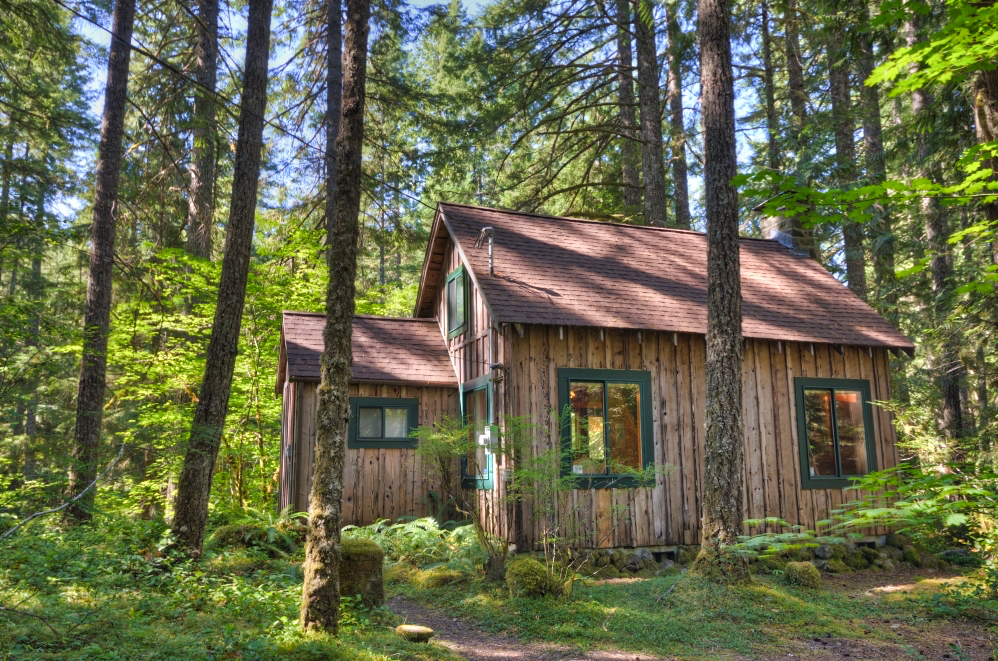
[300,0,370,633]
[65,0,135,522]
[171,0,272,553]
[691,0,749,583]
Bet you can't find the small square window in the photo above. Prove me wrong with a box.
[348,398,419,449]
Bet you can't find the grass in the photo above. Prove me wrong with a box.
[389,567,997,658]
[0,515,461,661]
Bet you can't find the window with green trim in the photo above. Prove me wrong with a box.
[557,368,654,488]
[445,265,467,339]
[347,397,419,449]
[461,375,493,489]
[794,378,877,489]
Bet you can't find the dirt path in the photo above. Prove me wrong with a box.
[388,596,670,661]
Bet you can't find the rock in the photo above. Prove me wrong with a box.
[756,556,788,574]
[861,546,881,562]
[785,561,821,589]
[939,548,970,564]
[919,552,940,570]
[883,546,903,561]
[881,560,895,571]
[843,541,858,554]
[340,539,385,608]
[873,558,884,568]
[902,546,922,567]
[814,544,834,560]
[635,548,654,561]
[824,558,850,574]
[885,533,911,549]
[396,624,434,643]
[661,559,675,569]
[844,550,870,570]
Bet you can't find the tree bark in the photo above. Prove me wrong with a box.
[775,0,817,258]
[905,13,965,449]
[65,0,136,522]
[761,0,780,173]
[826,22,867,301]
[615,0,642,217]
[632,0,668,227]
[664,0,691,229]
[971,69,998,263]
[185,0,219,260]
[691,0,749,582]
[856,4,896,322]
[301,0,369,633]
[172,0,273,553]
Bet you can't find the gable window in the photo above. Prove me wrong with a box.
[794,378,877,489]
[347,397,419,449]
[557,368,654,488]
[445,265,467,339]
[461,375,493,489]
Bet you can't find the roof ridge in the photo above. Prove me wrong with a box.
[438,201,780,244]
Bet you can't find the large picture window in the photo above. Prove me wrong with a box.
[794,378,876,489]
[445,265,467,339]
[347,397,419,449]
[461,375,493,489]
[557,368,654,488]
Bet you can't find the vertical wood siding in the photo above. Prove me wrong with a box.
[506,325,898,548]
[287,381,459,525]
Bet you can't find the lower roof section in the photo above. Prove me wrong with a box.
[278,312,457,391]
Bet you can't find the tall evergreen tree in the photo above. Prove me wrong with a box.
[632,0,668,227]
[186,0,220,260]
[615,0,642,216]
[301,0,370,632]
[65,0,137,522]
[664,0,691,228]
[691,0,749,582]
[172,0,273,552]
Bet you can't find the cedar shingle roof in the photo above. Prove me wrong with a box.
[425,202,913,351]
[278,312,456,389]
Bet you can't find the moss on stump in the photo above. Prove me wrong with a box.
[340,539,384,609]
[784,561,821,589]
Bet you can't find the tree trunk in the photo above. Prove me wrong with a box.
[172,0,273,553]
[691,0,749,583]
[664,0,691,229]
[185,0,219,260]
[972,69,998,263]
[826,22,867,301]
[905,14,965,450]
[301,0,369,633]
[777,0,817,258]
[856,5,896,322]
[615,0,642,216]
[65,0,136,522]
[761,0,780,173]
[632,0,668,227]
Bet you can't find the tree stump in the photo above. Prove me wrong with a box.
[339,539,384,608]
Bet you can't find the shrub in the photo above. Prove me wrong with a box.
[785,561,821,589]
[506,556,552,597]
[342,517,483,568]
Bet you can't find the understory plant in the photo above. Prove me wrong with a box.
[413,410,672,593]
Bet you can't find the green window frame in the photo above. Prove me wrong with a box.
[445,264,468,339]
[557,368,654,489]
[794,377,877,489]
[461,374,494,490]
[347,397,419,449]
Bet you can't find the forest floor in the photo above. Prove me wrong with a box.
[387,567,998,661]
[2,516,996,660]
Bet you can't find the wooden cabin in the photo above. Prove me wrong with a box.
[277,202,914,550]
